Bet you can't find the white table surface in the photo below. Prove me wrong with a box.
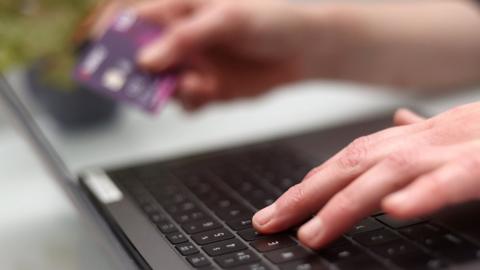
[2,69,480,269]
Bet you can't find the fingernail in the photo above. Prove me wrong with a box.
[253,204,276,226]
[299,216,324,245]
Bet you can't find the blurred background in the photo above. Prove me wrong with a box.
[2,2,136,269]
[2,0,480,269]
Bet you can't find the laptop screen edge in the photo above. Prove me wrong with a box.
[0,73,139,270]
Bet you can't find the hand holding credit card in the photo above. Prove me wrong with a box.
[73,11,176,113]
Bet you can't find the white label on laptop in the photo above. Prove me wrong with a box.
[84,170,123,204]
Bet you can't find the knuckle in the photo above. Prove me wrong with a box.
[277,184,307,211]
[338,136,371,169]
[421,118,436,130]
[331,192,358,215]
[304,165,324,180]
[384,150,413,170]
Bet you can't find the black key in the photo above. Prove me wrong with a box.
[238,228,267,241]
[157,192,188,204]
[420,233,480,263]
[216,207,254,221]
[279,256,328,270]
[187,254,211,268]
[252,235,297,252]
[214,198,237,209]
[230,262,269,270]
[192,228,234,245]
[376,214,425,229]
[424,259,450,269]
[346,218,383,236]
[390,252,442,269]
[165,200,198,214]
[183,219,221,234]
[371,239,421,259]
[167,232,188,244]
[242,188,277,209]
[227,217,253,231]
[352,228,399,246]
[400,223,445,241]
[215,250,260,268]
[149,212,166,224]
[324,237,351,249]
[197,189,223,203]
[157,221,178,234]
[189,181,214,195]
[151,184,180,198]
[176,242,199,256]
[421,233,466,251]
[170,193,188,204]
[319,244,365,262]
[142,203,158,214]
[203,239,247,256]
[334,256,387,270]
[265,246,310,264]
[164,183,181,194]
[443,245,480,263]
[250,196,276,209]
[173,210,207,224]
[235,181,256,194]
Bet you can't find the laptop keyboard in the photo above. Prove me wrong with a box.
[111,146,480,270]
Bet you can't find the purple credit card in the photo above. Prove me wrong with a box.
[74,12,176,113]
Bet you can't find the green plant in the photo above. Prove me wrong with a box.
[0,0,96,87]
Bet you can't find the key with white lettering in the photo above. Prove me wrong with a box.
[265,246,310,264]
[192,228,234,245]
[215,250,260,268]
[203,239,247,256]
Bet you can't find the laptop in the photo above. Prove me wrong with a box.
[1,74,480,270]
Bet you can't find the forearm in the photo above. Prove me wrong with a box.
[301,0,480,91]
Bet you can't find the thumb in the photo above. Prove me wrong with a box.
[138,6,239,71]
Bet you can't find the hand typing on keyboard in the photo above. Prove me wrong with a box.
[253,104,480,249]
[249,103,480,248]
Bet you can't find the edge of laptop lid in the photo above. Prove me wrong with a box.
[0,74,139,270]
